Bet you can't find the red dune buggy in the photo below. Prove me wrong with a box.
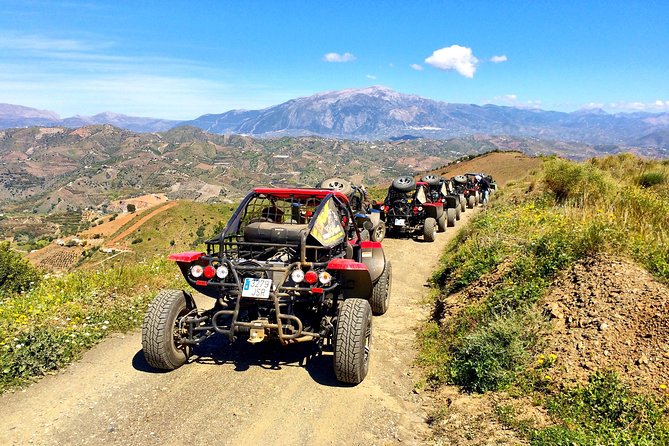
[142,187,391,384]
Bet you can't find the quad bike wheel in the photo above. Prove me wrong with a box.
[437,213,447,232]
[370,221,386,242]
[142,289,192,370]
[334,298,372,384]
[391,176,416,192]
[370,261,392,315]
[467,195,475,209]
[455,205,461,220]
[319,177,353,196]
[459,194,466,212]
[447,208,456,227]
[423,217,437,242]
[420,174,441,187]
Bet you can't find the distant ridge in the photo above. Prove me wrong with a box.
[2,86,669,148]
[0,103,179,132]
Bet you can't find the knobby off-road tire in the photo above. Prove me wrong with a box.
[447,208,456,227]
[391,176,416,192]
[319,177,353,196]
[142,289,191,370]
[459,194,466,212]
[420,174,440,187]
[423,217,437,242]
[370,261,392,315]
[334,298,372,384]
[437,213,447,232]
[467,195,475,209]
[455,204,461,220]
[370,221,386,242]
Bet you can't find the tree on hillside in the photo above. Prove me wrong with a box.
[127,203,136,213]
[0,242,41,294]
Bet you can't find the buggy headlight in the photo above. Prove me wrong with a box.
[291,269,305,283]
[318,271,332,285]
[216,265,229,279]
[190,265,204,278]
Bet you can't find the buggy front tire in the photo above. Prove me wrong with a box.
[423,217,437,242]
[467,195,475,209]
[447,208,456,227]
[459,194,466,212]
[142,289,191,370]
[370,261,392,315]
[370,221,386,242]
[437,213,447,232]
[334,298,372,384]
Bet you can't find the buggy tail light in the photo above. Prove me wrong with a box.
[291,269,305,283]
[216,265,229,279]
[190,265,204,278]
[383,205,389,213]
[318,271,332,285]
[304,270,318,285]
[203,265,216,279]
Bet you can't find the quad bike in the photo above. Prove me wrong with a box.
[142,187,391,385]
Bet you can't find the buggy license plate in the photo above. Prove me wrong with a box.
[242,278,273,298]
[394,218,406,226]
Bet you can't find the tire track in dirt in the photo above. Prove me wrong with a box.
[105,201,178,247]
[0,208,480,446]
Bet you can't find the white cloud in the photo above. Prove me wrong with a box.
[425,45,478,78]
[410,63,423,71]
[323,52,356,63]
[388,63,395,68]
[366,74,377,80]
[490,55,508,63]
[606,100,669,112]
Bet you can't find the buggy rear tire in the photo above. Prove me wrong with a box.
[142,289,192,370]
[455,204,461,220]
[334,298,372,384]
[447,208,456,227]
[370,221,386,242]
[423,217,437,242]
[467,195,475,209]
[370,261,392,315]
[459,194,466,212]
[391,176,416,192]
[319,177,353,196]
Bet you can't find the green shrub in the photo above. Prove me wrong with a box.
[543,158,614,204]
[0,242,41,294]
[449,314,532,393]
[637,171,667,188]
[532,371,669,445]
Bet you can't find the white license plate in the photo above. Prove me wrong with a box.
[394,218,406,226]
[242,278,273,298]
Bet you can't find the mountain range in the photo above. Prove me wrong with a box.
[2,86,669,150]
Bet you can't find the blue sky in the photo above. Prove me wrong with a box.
[0,0,667,119]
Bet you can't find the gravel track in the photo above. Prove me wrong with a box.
[0,209,477,446]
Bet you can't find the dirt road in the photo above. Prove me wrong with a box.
[0,210,477,446]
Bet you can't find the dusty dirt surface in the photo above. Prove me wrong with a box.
[105,201,178,248]
[0,208,479,446]
[544,254,669,391]
[427,152,543,187]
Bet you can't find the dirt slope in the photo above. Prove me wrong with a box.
[0,209,479,446]
[428,151,543,186]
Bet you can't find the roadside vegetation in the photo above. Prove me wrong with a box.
[0,200,237,392]
[419,153,669,443]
